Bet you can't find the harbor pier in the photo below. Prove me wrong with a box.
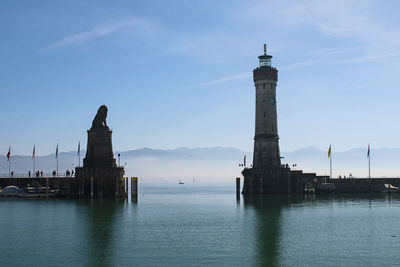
[0,176,128,198]
[242,167,400,194]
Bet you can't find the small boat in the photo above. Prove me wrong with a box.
[0,185,20,197]
[18,186,59,198]
[318,183,335,193]
[381,184,399,193]
[178,180,184,185]
[18,181,59,198]
[304,183,315,194]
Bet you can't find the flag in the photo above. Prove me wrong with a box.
[55,144,59,159]
[328,144,331,158]
[6,146,10,161]
[32,145,35,160]
[367,144,370,158]
[77,142,80,156]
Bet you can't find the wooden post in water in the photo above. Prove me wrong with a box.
[131,177,138,202]
[82,179,85,198]
[250,176,253,195]
[46,177,49,198]
[98,178,103,198]
[115,176,119,197]
[90,177,94,198]
[236,177,240,200]
[125,177,128,193]
[79,179,82,198]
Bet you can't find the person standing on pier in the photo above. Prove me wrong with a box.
[7,146,11,178]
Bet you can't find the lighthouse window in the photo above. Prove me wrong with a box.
[263,83,265,89]
[263,112,266,118]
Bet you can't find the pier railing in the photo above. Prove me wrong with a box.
[0,173,76,179]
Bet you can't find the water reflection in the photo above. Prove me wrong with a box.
[243,195,302,266]
[80,199,125,266]
[243,193,400,266]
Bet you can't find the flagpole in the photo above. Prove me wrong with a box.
[328,144,332,182]
[78,142,81,168]
[56,144,59,177]
[32,145,36,176]
[367,144,371,179]
[7,146,11,178]
[368,144,371,179]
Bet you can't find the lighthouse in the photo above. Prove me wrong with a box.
[252,44,281,169]
[242,44,290,194]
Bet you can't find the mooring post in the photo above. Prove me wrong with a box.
[78,179,81,198]
[98,178,103,198]
[236,177,240,194]
[79,179,83,198]
[115,177,119,197]
[250,176,253,195]
[90,177,94,198]
[125,177,128,193]
[82,179,85,198]
[46,177,49,198]
[131,177,138,202]
[236,177,240,201]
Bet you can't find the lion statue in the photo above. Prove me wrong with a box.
[91,105,109,129]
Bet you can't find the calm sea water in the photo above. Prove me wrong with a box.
[1,183,400,266]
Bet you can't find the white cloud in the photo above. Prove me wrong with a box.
[191,72,252,87]
[248,0,400,47]
[44,18,156,50]
[305,46,364,57]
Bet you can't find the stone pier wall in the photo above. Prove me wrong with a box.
[242,167,400,194]
[0,178,78,197]
[0,171,126,198]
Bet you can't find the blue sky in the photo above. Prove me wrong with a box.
[1,0,400,155]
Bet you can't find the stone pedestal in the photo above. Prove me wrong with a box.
[242,167,291,194]
[75,167,125,198]
[83,129,116,169]
[75,113,125,198]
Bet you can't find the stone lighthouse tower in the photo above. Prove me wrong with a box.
[252,44,281,169]
[242,44,290,194]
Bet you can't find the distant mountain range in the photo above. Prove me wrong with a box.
[1,146,400,182]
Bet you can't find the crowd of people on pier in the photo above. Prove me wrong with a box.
[7,170,75,178]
